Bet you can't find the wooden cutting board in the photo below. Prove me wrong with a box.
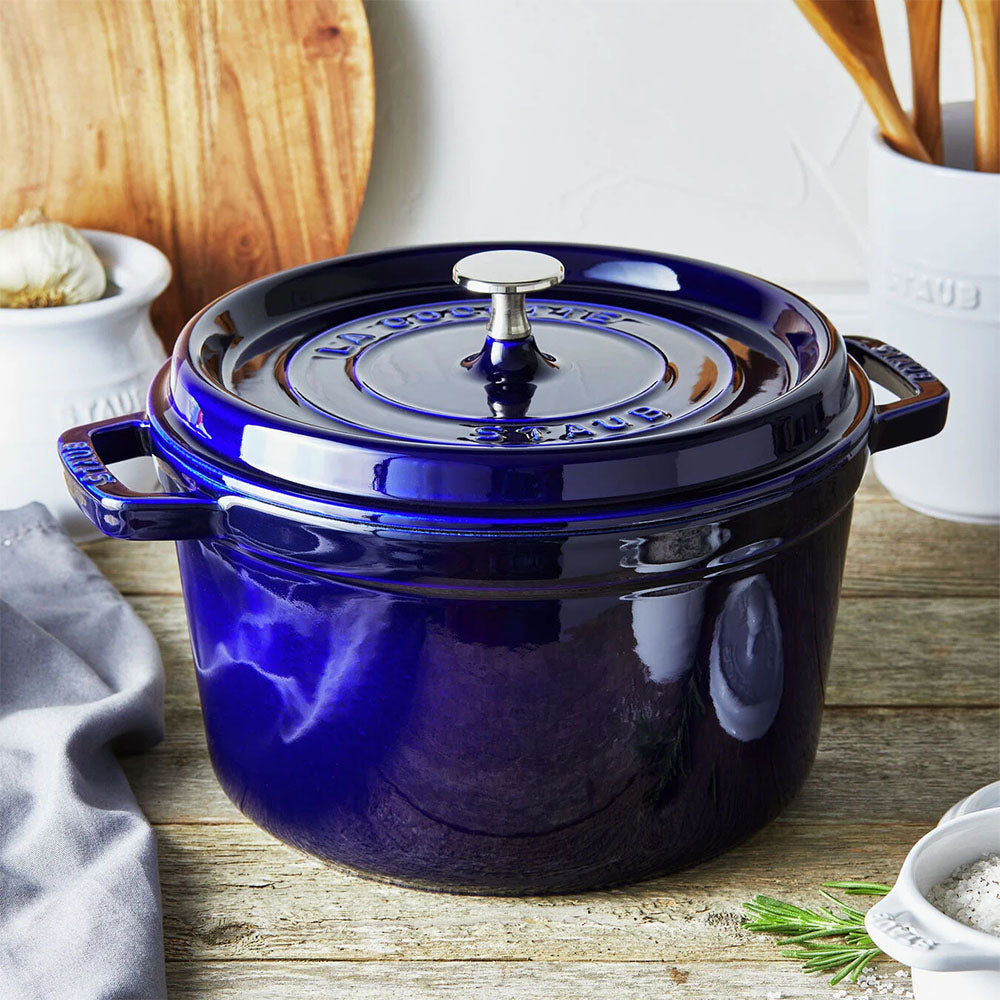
[0,0,374,347]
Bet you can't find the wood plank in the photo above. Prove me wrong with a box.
[126,593,1000,711]
[83,495,1000,599]
[784,707,998,822]
[827,598,998,706]
[165,959,911,999]
[841,501,999,599]
[86,540,180,595]
[154,820,927,963]
[122,706,999,826]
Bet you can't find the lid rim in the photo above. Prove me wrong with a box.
[149,363,873,531]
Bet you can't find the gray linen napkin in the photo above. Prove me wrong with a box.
[0,503,167,1000]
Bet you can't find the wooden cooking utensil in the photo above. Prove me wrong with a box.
[958,0,1000,172]
[905,0,944,164]
[0,0,375,347]
[793,0,932,162]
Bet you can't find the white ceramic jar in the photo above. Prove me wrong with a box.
[0,230,169,540]
[868,102,1000,524]
[866,807,1000,1000]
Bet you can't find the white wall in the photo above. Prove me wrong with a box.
[350,0,974,292]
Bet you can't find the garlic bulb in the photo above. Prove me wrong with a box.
[0,210,107,308]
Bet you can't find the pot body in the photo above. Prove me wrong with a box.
[175,447,863,893]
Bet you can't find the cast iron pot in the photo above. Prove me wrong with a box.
[60,244,947,894]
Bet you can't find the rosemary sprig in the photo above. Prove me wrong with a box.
[742,880,891,986]
[822,880,893,896]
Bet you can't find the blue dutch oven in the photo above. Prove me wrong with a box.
[60,244,947,894]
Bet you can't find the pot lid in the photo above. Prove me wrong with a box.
[158,243,859,508]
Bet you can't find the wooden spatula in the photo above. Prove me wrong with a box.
[959,0,1000,172]
[793,0,932,162]
[905,0,944,164]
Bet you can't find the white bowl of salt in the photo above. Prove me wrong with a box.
[866,801,1000,1000]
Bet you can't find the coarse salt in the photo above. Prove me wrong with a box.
[926,854,1000,936]
[855,968,913,999]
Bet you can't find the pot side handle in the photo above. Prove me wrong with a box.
[59,414,221,540]
[844,336,949,453]
[865,888,1000,973]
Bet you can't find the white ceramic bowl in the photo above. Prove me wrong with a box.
[865,807,1000,1000]
[0,230,169,540]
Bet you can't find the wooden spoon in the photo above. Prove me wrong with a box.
[793,0,932,162]
[905,0,944,163]
[959,0,1000,172]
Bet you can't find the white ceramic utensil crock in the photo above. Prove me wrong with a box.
[865,807,1000,1000]
[0,230,169,541]
[868,102,1000,524]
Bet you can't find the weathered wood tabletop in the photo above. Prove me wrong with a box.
[84,471,999,999]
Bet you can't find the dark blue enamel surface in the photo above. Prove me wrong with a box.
[176,447,864,893]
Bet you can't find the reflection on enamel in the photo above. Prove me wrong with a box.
[583,259,680,291]
[772,306,819,364]
[689,356,719,404]
[724,336,785,395]
[710,574,783,742]
[196,564,397,744]
[631,582,707,685]
[621,525,725,685]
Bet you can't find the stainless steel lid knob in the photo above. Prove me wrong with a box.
[453,250,564,342]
